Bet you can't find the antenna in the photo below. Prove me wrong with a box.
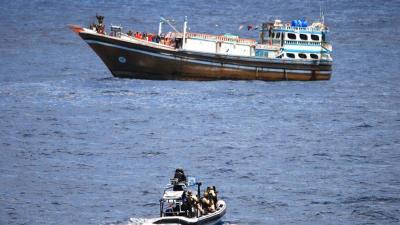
[320,0,325,24]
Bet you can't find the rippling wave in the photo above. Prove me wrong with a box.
[1,0,400,225]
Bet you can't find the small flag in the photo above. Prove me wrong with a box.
[247,25,253,30]
[238,25,244,30]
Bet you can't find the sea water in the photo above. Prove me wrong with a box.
[0,0,399,224]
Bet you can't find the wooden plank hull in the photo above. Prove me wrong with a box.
[78,32,332,81]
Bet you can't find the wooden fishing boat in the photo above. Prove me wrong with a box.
[69,16,332,81]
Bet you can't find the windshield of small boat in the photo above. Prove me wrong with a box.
[173,184,185,191]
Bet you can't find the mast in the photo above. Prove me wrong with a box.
[182,16,188,50]
[160,17,179,33]
[158,18,163,36]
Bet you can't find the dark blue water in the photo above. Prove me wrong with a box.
[1,0,400,224]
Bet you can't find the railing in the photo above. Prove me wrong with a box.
[284,40,321,46]
[263,25,327,33]
[120,33,176,50]
[283,26,323,31]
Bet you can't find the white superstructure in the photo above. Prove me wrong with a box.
[257,19,332,61]
[179,19,332,61]
[183,33,256,56]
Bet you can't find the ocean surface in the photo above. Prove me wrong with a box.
[1,0,400,224]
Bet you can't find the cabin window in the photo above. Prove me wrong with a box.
[288,33,296,40]
[311,34,319,41]
[300,34,308,40]
[272,32,275,38]
[286,53,295,58]
[276,32,281,39]
[299,53,307,59]
[310,54,319,59]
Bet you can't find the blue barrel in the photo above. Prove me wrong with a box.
[301,20,308,27]
[292,19,308,27]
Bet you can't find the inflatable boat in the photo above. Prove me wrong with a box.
[144,169,227,225]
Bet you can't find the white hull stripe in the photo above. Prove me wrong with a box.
[318,71,332,75]
[283,49,331,53]
[85,40,327,74]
